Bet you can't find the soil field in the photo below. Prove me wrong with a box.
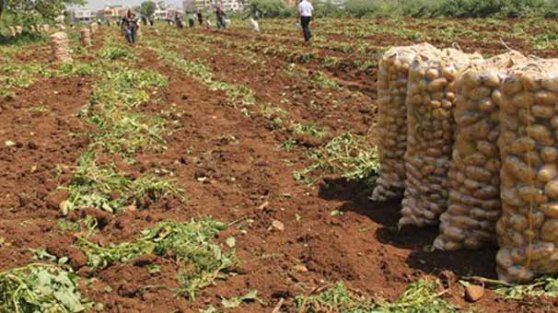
[2,18,558,313]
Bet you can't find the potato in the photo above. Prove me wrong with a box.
[541,147,558,163]
[545,180,558,200]
[541,202,558,218]
[532,105,555,119]
[527,125,554,146]
[541,219,558,242]
[538,164,557,183]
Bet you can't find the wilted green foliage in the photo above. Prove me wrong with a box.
[0,264,92,313]
[78,219,234,300]
[295,280,457,313]
[294,132,379,185]
[60,152,183,214]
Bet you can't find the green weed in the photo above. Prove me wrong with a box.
[0,264,93,313]
[100,44,136,60]
[294,133,379,185]
[310,71,341,90]
[60,152,183,214]
[78,219,234,300]
[291,123,328,139]
[88,109,167,156]
[295,280,456,313]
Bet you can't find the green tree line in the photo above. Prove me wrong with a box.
[247,0,558,18]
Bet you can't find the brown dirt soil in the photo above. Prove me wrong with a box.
[1,23,557,313]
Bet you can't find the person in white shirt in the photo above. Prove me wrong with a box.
[298,0,314,43]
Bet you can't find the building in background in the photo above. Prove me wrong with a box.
[103,5,126,19]
[193,0,244,12]
[71,8,93,23]
[183,0,196,12]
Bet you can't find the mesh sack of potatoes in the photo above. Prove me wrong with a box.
[496,59,558,282]
[80,28,92,47]
[433,51,527,251]
[50,31,72,63]
[371,43,440,202]
[9,26,16,37]
[15,25,23,35]
[90,22,99,34]
[400,48,483,227]
[41,24,50,33]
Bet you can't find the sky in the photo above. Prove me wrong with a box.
[84,0,183,10]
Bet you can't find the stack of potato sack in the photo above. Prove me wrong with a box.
[434,51,527,251]
[50,32,72,63]
[371,43,439,202]
[497,59,558,282]
[400,49,483,227]
[80,28,92,47]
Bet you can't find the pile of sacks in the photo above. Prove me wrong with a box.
[50,31,72,63]
[373,43,558,283]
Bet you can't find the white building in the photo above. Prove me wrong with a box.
[193,0,244,12]
[221,0,243,12]
[72,9,93,23]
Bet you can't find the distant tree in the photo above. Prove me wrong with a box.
[140,1,157,18]
[248,0,291,17]
[0,0,84,20]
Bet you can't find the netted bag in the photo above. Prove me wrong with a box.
[400,49,483,227]
[497,60,558,282]
[9,26,16,37]
[15,25,23,35]
[434,51,526,251]
[50,32,72,63]
[371,43,439,202]
[80,28,92,47]
[41,24,50,33]
[90,22,99,34]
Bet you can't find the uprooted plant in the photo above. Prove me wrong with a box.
[294,132,379,185]
[77,219,235,300]
[295,279,456,313]
[0,264,93,313]
[59,151,184,214]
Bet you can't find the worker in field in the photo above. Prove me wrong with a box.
[243,3,263,33]
[175,12,184,29]
[121,10,140,45]
[197,11,204,26]
[188,12,196,28]
[298,0,314,44]
[216,5,227,30]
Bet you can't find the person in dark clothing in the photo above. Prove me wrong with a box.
[149,16,155,26]
[197,11,203,25]
[216,6,226,30]
[121,10,140,44]
[141,15,147,26]
[188,13,196,28]
[175,13,184,29]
